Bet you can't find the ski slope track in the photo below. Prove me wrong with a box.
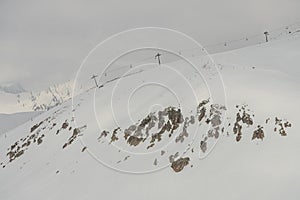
[0,35,299,200]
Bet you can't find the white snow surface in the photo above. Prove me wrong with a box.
[0,35,299,200]
[0,111,43,134]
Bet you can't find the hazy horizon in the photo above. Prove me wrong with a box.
[1,0,300,91]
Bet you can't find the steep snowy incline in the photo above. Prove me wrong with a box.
[0,111,43,134]
[0,35,299,200]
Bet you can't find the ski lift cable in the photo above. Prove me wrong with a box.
[175,19,300,54]
[92,19,300,83]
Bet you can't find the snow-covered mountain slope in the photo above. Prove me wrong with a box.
[213,34,300,78]
[0,35,299,200]
[0,111,43,134]
[0,81,74,114]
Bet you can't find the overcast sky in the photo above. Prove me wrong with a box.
[1,0,300,91]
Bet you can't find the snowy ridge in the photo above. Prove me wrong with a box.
[0,81,75,114]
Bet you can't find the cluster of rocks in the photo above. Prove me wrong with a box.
[199,103,226,153]
[63,125,87,149]
[175,115,195,143]
[98,130,109,141]
[233,105,254,142]
[231,105,293,142]
[197,99,209,122]
[274,117,292,136]
[56,120,72,134]
[2,116,53,168]
[252,125,264,140]
[110,127,121,144]
[124,113,157,146]
[171,157,190,173]
[95,101,228,172]
[98,107,185,150]
[2,100,293,175]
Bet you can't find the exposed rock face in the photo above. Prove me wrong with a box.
[62,121,69,129]
[30,121,43,133]
[175,117,190,143]
[169,152,179,163]
[196,101,227,156]
[274,117,292,136]
[252,126,264,140]
[5,117,54,163]
[37,134,45,145]
[153,158,158,166]
[200,140,207,153]
[198,99,209,108]
[82,147,87,152]
[206,104,226,140]
[241,111,253,125]
[110,127,120,144]
[3,98,292,174]
[197,99,209,122]
[171,157,190,173]
[148,121,170,148]
[127,135,143,146]
[98,130,109,141]
[167,107,184,136]
[63,125,87,148]
[147,107,183,149]
[233,121,242,142]
[233,105,254,142]
[122,113,158,147]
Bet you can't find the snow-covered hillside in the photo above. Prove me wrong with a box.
[0,81,74,114]
[0,35,299,200]
[0,111,43,135]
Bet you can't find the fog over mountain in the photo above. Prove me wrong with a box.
[0,2,300,199]
[1,0,300,91]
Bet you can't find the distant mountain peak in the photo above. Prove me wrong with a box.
[0,82,27,94]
